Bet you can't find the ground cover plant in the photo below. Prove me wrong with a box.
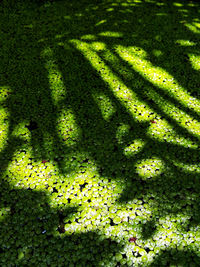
[1,0,200,265]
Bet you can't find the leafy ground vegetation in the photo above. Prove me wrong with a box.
[1,0,200,265]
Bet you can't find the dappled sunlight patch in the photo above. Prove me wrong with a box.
[116,45,200,115]
[152,49,163,57]
[91,42,106,51]
[70,39,155,122]
[0,88,10,151]
[193,22,200,29]
[5,149,98,195]
[173,2,183,7]
[95,19,107,27]
[178,9,189,15]
[101,49,133,81]
[41,47,66,104]
[55,34,63,39]
[147,118,198,149]
[117,45,148,58]
[175,39,196,46]
[135,158,165,180]
[81,34,96,40]
[123,139,146,158]
[144,86,200,139]
[0,86,12,101]
[116,123,130,145]
[188,53,200,71]
[3,148,56,190]
[63,15,71,20]
[168,159,200,173]
[185,22,200,34]
[57,108,81,146]
[152,221,184,250]
[11,121,30,140]
[2,0,200,265]
[98,31,123,38]
[92,92,116,121]
[106,8,114,12]
[155,13,167,16]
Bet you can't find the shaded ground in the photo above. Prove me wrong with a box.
[1,0,200,265]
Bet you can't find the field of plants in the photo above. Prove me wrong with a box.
[1,0,200,266]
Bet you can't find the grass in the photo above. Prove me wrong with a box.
[1,0,200,265]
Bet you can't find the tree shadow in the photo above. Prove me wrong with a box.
[150,249,200,266]
[0,181,123,266]
[1,0,200,265]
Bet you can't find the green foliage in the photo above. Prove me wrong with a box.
[1,0,200,265]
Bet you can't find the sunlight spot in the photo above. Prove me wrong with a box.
[92,92,116,121]
[98,31,123,38]
[106,8,114,12]
[188,54,200,71]
[116,45,200,116]
[194,22,200,29]
[135,158,165,180]
[155,13,167,16]
[121,2,129,6]
[9,150,60,190]
[81,34,96,40]
[144,86,200,139]
[64,15,71,20]
[188,3,195,7]
[91,42,106,51]
[116,123,130,144]
[95,20,107,27]
[168,159,200,173]
[70,40,155,123]
[152,49,163,57]
[185,23,200,34]
[111,3,118,6]
[41,47,66,105]
[57,42,64,47]
[123,139,146,158]
[75,13,83,17]
[119,46,147,58]
[175,39,196,46]
[156,2,165,6]
[92,6,98,10]
[11,121,30,140]
[147,118,198,149]
[173,2,183,7]
[55,34,63,39]
[178,9,188,14]
[57,108,81,146]
[0,86,10,152]
[0,86,11,101]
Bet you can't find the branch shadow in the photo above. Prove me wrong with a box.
[149,249,200,267]
[1,0,200,265]
[0,143,123,266]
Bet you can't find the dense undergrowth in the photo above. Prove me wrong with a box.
[1,0,200,266]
